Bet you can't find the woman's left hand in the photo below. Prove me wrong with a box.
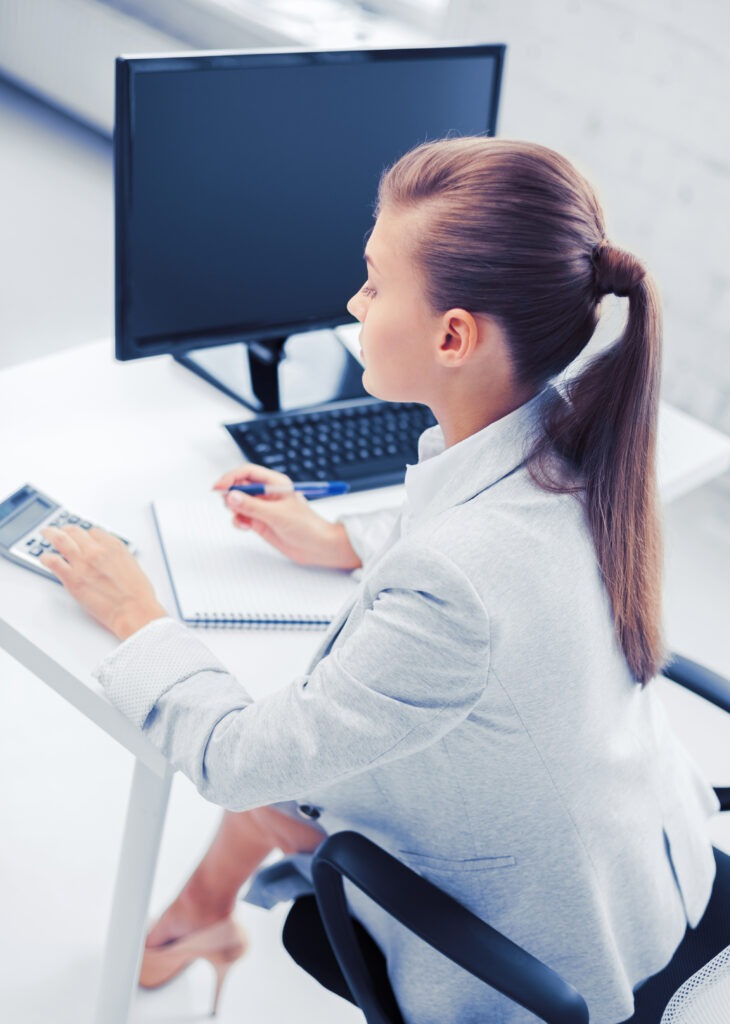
[39,525,168,641]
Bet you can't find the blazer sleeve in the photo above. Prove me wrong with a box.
[337,505,401,567]
[93,544,490,811]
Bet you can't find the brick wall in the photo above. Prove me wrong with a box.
[448,0,730,446]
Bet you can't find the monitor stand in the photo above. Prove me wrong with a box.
[174,327,367,414]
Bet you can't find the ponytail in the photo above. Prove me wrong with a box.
[379,137,666,683]
[533,247,665,683]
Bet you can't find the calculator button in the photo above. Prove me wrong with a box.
[80,521,92,529]
[28,545,44,556]
[48,520,60,527]
[66,515,80,524]
[25,537,36,546]
[39,540,51,548]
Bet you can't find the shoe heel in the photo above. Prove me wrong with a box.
[210,957,235,1017]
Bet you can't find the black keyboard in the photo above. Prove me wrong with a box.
[225,399,437,492]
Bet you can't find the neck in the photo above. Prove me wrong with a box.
[435,385,538,448]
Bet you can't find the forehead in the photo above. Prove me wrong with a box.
[365,205,426,271]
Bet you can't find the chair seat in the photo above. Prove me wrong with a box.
[624,847,730,1023]
[661,945,730,1023]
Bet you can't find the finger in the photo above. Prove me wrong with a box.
[212,463,255,490]
[248,518,274,540]
[212,463,262,490]
[88,525,126,549]
[41,525,83,559]
[226,486,304,511]
[213,463,292,492]
[225,490,291,521]
[39,551,73,584]
[64,524,97,545]
[56,523,104,558]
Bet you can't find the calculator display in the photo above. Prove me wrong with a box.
[0,493,56,546]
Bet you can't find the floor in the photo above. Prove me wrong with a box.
[0,71,729,1024]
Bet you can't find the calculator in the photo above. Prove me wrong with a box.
[0,484,135,582]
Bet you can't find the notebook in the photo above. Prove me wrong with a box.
[152,495,358,629]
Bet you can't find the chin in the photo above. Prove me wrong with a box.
[362,370,415,404]
[362,372,386,400]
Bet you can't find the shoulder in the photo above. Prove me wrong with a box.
[371,467,605,642]
[419,465,591,574]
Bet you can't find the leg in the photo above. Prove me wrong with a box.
[146,805,324,947]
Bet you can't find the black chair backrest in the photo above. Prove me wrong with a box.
[311,831,589,1024]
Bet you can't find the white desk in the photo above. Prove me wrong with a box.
[1,339,729,1024]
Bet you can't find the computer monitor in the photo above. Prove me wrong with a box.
[115,44,505,413]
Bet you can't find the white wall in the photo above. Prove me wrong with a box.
[449,0,730,446]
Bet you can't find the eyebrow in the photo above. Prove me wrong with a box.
[364,251,378,272]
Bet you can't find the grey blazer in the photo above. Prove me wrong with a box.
[96,395,718,1024]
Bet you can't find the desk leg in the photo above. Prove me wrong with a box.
[94,758,173,1024]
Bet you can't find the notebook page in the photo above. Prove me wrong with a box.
[152,495,358,626]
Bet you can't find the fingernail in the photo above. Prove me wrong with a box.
[227,491,244,506]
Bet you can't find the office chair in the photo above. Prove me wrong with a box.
[282,654,730,1024]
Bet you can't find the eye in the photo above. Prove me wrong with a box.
[361,283,377,298]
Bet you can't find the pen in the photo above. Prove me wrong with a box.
[228,481,350,498]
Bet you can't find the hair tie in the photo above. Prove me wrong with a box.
[592,238,645,298]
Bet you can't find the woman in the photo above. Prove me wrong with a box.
[41,138,718,1023]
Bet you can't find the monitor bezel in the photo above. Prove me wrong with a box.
[114,43,506,363]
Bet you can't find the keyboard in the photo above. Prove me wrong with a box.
[225,399,437,492]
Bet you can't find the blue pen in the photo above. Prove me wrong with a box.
[228,481,350,499]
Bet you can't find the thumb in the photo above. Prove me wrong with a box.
[226,490,288,523]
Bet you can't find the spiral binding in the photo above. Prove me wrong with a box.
[189,612,330,631]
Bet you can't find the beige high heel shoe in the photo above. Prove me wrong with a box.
[139,916,248,1016]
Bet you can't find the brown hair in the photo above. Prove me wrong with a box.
[378,137,664,683]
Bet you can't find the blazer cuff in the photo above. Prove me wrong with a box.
[93,617,231,728]
[337,507,401,568]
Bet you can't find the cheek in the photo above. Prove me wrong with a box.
[365,329,404,389]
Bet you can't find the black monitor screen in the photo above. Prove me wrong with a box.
[115,46,505,362]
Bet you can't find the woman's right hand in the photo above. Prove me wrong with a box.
[212,463,362,570]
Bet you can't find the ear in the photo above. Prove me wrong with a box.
[437,309,480,367]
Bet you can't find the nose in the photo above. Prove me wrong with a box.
[347,291,365,323]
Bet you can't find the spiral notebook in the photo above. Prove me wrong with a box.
[152,495,358,629]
